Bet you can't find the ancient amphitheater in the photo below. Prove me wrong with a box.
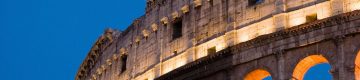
[76,0,360,80]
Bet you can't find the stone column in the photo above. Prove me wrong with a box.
[275,50,291,80]
[332,35,355,80]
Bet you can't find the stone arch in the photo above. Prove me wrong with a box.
[244,69,271,80]
[292,55,329,80]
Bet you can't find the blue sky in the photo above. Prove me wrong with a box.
[0,0,331,80]
[0,0,144,80]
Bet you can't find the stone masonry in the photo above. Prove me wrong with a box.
[76,0,360,80]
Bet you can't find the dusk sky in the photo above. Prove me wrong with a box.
[0,0,331,80]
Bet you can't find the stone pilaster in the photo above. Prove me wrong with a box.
[273,0,288,30]
[275,50,290,80]
[332,35,345,80]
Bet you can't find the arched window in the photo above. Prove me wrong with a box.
[303,63,332,80]
[120,54,128,73]
[292,55,331,80]
[244,69,272,80]
[248,0,263,6]
[172,18,182,40]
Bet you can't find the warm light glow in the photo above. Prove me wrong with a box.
[106,59,112,65]
[172,12,179,19]
[195,36,227,59]
[161,17,169,25]
[355,51,360,80]
[193,0,201,7]
[289,13,306,27]
[181,5,189,13]
[147,69,156,80]
[96,68,102,75]
[148,74,155,80]
[257,18,276,35]
[288,1,331,27]
[196,46,207,59]
[175,55,187,68]
[134,68,156,80]
[162,61,173,75]
[126,1,339,79]
[120,48,126,55]
[316,2,331,19]
[237,26,252,43]
[244,69,271,80]
[292,55,329,80]
[92,75,97,80]
[112,54,118,60]
[142,30,149,37]
[151,23,158,31]
[162,53,186,76]
[214,36,226,52]
[161,53,188,75]
[351,1,360,11]
[135,36,141,43]
[236,18,276,43]
[238,33,250,43]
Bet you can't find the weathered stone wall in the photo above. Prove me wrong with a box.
[231,14,360,80]
[75,0,360,80]
[156,10,360,80]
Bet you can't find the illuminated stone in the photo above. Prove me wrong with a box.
[135,36,141,44]
[142,29,149,37]
[120,48,127,55]
[171,12,179,19]
[92,75,97,80]
[160,17,168,25]
[106,59,112,66]
[112,54,118,60]
[75,0,360,80]
[151,23,158,31]
[193,0,202,8]
[181,5,189,14]
[96,68,102,75]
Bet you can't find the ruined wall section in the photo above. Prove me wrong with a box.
[76,0,360,80]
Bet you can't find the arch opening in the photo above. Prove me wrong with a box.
[244,69,272,80]
[303,63,332,80]
[292,55,330,80]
